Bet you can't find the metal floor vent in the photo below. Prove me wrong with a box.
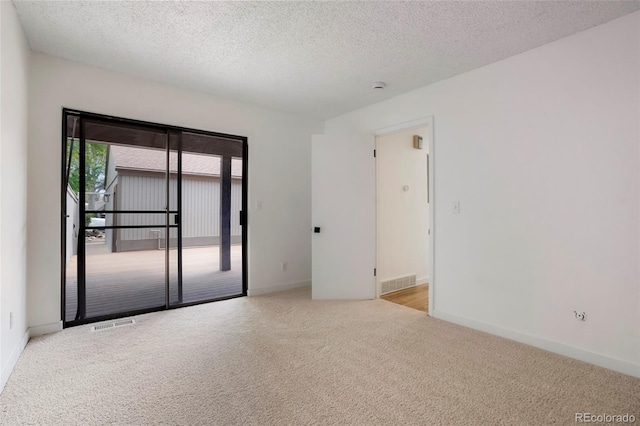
[381,274,417,295]
[91,318,136,331]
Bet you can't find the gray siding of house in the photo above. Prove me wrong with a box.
[114,170,242,252]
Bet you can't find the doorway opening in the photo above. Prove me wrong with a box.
[61,109,248,327]
[376,125,431,313]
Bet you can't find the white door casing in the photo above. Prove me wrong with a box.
[373,117,435,314]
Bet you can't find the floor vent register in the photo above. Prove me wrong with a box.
[91,318,136,331]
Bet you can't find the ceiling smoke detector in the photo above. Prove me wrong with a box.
[372,82,386,90]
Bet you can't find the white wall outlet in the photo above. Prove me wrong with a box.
[281,262,287,272]
[9,312,13,330]
[452,201,461,214]
[257,200,263,211]
[574,311,586,321]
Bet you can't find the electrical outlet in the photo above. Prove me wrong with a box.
[281,262,287,272]
[574,311,586,321]
[9,312,13,330]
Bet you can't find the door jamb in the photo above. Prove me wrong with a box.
[373,117,435,315]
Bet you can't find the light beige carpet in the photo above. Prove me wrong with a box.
[0,288,638,425]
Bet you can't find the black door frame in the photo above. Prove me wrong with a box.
[61,108,248,328]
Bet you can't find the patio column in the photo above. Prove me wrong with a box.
[220,155,232,271]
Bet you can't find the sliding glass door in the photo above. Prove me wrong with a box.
[62,110,247,326]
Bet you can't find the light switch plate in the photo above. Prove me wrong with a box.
[452,201,460,214]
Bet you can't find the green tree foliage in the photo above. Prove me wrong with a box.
[66,140,107,195]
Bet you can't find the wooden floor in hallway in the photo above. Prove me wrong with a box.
[380,284,428,313]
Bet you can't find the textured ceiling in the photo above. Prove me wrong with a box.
[13,1,640,119]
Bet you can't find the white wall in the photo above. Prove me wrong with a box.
[28,53,323,329]
[0,1,30,391]
[326,12,640,376]
[377,127,429,285]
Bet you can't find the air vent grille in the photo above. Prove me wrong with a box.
[91,318,136,331]
[381,274,416,295]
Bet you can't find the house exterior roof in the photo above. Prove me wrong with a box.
[110,145,242,177]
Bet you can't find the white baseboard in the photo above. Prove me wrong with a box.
[0,321,63,394]
[416,277,429,285]
[29,321,63,337]
[432,309,640,379]
[0,329,30,394]
[248,280,311,296]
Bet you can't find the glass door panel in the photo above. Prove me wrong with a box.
[74,119,171,322]
[170,132,244,305]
